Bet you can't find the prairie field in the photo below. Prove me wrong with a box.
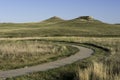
[4,37,120,80]
[0,20,120,38]
[0,17,120,80]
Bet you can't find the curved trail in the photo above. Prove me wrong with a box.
[0,44,94,79]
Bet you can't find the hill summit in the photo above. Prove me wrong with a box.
[49,16,63,20]
[74,16,95,21]
[70,16,102,23]
[41,16,102,24]
[79,16,94,20]
[42,16,64,23]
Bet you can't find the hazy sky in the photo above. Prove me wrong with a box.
[0,0,119,23]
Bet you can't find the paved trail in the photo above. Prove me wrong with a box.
[0,44,94,79]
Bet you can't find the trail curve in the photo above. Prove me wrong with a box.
[0,44,94,79]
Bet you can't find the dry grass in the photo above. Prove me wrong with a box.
[65,37,120,80]
[4,37,120,80]
[0,40,76,70]
[0,41,54,55]
[77,62,120,80]
[33,37,120,80]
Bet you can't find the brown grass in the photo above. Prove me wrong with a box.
[3,37,120,80]
[0,40,74,70]
[77,62,120,80]
[0,41,54,55]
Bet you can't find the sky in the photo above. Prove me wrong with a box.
[0,0,120,23]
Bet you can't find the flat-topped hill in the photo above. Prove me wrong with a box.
[68,16,103,23]
[74,16,94,21]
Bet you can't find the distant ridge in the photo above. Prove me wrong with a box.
[40,16,103,24]
[0,15,119,37]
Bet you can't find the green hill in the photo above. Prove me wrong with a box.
[69,16,102,23]
[0,16,120,37]
[40,16,65,24]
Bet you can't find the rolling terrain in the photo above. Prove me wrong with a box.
[0,16,120,38]
[0,16,120,80]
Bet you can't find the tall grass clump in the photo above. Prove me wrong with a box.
[77,61,120,80]
[76,38,120,80]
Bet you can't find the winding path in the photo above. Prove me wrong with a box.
[0,44,94,79]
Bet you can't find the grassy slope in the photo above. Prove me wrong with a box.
[0,17,120,37]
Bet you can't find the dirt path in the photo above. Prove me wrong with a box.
[0,44,94,79]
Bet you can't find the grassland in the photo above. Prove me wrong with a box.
[76,37,120,80]
[4,37,119,80]
[0,17,120,38]
[0,16,120,80]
